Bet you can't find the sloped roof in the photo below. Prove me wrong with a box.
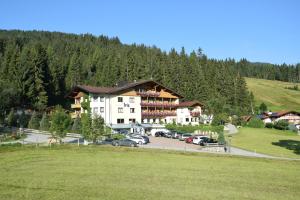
[270,110,300,117]
[69,80,183,98]
[177,100,204,108]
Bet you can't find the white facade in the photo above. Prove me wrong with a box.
[88,94,141,125]
[176,106,202,125]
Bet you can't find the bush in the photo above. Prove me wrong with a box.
[39,113,50,131]
[273,120,289,130]
[217,132,225,145]
[111,134,125,140]
[247,118,264,128]
[28,111,40,129]
[265,123,273,128]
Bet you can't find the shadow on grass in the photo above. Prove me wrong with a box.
[272,140,300,155]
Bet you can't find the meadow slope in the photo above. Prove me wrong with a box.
[245,78,300,112]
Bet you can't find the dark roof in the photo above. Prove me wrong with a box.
[76,85,116,94]
[177,101,204,108]
[270,110,300,117]
[258,111,300,119]
[69,80,183,98]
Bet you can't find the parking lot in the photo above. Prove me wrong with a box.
[140,136,211,152]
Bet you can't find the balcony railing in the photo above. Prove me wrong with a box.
[71,103,81,109]
[141,111,177,117]
[190,111,201,117]
[140,102,178,108]
[137,91,160,97]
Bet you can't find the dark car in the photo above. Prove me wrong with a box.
[155,131,166,137]
[112,139,138,147]
[164,132,172,138]
[199,138,218,146]
[141,135,150,144]
[96,138,115,145]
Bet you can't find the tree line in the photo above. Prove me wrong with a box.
[0,29,297,120]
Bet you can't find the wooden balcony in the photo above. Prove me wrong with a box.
[137,91,160,97]
[141,111,177,117]
[141,102,177,108]
[71,103,81,109]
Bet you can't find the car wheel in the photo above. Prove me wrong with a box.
[130,143,135,147]
[115,142,119,146]
[139,141,143,145]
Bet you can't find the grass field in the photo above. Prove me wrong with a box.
[245,77,300,112]
[0,146,300,200]
[230,127,300,158]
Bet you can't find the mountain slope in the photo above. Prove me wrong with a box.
[245,78,300,112]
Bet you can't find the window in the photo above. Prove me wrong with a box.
[93,107,98,114]
[191,118,194,122]
[129,118,136,123]
[130,108,135,113]
[118,97,123,102]
[100,96,104,102]
[129,97,135,103]
[100,107,104,113]
[147,119,150,123]
[117,119,124,124]
[186,118,189,122]
[93,96,98,102]
[118,107,123,113]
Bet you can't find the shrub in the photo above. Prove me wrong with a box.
[247,118,264,128]
[39,113,50,131]
[111,134,125,140]
[28,111,40,129]
[274,120,289,130]
[217,132,225,145]
[265,123,273,128]
[7,108,17,127]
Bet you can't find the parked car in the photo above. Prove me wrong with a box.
[185,136,195,143]
[141,135,150,144]
[116,129,129,135]
[164,132,173,138]
[112,139,138,147]
[199,137,218,146]
[171,131,184,139]
[96,138,115,145]
[155,131,166,137]
[179,133,192,141]
[193,136,209,145]
[129,136,147,145]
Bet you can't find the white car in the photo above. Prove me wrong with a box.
[193,136,209,145]
[129,136,146,145]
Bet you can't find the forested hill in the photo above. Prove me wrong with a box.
[0,29,298,117]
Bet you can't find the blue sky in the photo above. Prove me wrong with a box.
[1,0,299,64]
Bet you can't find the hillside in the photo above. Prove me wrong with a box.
[245,78,300,112]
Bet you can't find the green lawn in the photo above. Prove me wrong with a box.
[230,127,300,158]
[0,146,300,200]
[245,77,300,112]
